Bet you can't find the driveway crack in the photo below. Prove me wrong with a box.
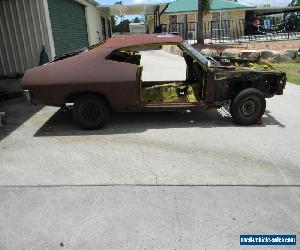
[174,196,182,243]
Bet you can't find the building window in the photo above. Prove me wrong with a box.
[211,12,230,37]
[169,15,178,32]
[212,12,221,25]
[101,16,107,41]
[107,19,112,38]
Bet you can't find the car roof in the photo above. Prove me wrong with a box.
[103,34,184,49]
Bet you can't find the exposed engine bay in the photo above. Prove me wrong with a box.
[208,56,276,71]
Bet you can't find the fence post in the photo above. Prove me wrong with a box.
[178,17,299,44]
[204,21,206,42]
[210,21,213,44]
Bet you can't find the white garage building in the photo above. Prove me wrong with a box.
[0,0,111,77]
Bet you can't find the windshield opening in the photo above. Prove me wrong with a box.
[182,42,209,66]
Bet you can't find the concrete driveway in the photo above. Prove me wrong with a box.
[1,83,299,186]
[0,48,299,249]
[140,49,186,81]
[0,83,299,249]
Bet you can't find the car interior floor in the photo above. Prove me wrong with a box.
[140,82,200,103]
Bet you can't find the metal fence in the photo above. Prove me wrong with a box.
[161,16,300,43]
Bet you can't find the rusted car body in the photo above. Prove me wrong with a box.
[21,34,286,129]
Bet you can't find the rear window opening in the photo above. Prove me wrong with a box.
[106,50,141,65]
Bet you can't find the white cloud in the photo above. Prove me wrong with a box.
[131,0,145,3]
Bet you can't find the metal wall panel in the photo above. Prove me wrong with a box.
[0,0,51,76]
[48,0,89,56]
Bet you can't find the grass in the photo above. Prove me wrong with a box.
[271,63,300,85]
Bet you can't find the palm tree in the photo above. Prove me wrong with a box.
[114,1,124,22]
[197,0,211,44]
[290,0,300,5]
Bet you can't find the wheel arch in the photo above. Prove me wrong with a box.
[65,91,111,108]
[228,81,253,99]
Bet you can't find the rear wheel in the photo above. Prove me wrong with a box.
[73,94,110,129]
[230,88,266,126]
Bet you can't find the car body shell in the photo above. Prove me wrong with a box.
[21,34,286,110]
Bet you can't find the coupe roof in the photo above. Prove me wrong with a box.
[103,34,184,49]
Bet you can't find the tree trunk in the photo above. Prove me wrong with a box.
[197,0,204,44]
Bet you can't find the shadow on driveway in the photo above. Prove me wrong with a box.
[34,107,285,137]
[0,97,43,142]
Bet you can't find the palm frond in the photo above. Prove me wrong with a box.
[203,0,211,14]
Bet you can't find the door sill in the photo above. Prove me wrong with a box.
[142,102,199,109]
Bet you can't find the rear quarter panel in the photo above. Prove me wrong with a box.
[21,48,139,108]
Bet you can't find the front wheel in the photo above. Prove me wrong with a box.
[73,94,110,130]
[230,88,266,126]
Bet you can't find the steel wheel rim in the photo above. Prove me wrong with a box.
[240,97,260,117]
[81,103,101,121]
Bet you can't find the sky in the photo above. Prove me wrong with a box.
[97,0,291,7]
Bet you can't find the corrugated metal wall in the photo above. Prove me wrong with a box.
[0,0,51,76]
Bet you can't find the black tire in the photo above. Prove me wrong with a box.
[230,88,266,126]
[73,94,110,129]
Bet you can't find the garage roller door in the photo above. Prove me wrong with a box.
[48,0,89,56]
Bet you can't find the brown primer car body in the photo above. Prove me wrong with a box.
[21,34,286,125]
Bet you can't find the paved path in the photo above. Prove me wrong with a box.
[0,84,299,249]
[140,49,186,81]
[1,48,300,249]
[1,84,299,186]
[0,186,299,249]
